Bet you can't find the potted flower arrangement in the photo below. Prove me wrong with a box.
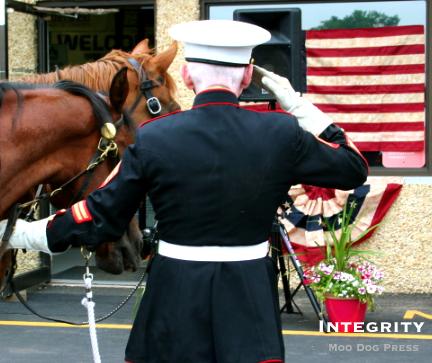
[303,201,384,332]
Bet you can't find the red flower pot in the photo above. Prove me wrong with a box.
[324,295,367,332]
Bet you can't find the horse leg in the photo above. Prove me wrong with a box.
[0,251,13,294]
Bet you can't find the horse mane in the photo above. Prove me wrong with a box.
[0,81,113,130]
[53,80,113,129]
[22,49,177,99]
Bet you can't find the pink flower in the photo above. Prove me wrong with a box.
[358,287,366,295]
[333,272,341,280]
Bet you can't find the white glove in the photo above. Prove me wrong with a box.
[0,217,55,255]
[254,65,333,136]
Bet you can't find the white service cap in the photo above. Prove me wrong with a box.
[169,20,271,66]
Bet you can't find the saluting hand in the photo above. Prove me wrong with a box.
[253,65,333,136]
[253,65,298,109]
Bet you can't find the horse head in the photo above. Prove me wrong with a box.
[115,39,181,124]
[49,67,145,275]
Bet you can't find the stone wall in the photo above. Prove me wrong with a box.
[360,183,432,293]
[155,0,199,109]
[7,0,38,80]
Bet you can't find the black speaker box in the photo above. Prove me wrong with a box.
[234,8,305,102]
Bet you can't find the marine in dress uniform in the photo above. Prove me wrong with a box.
[1,20,368,363]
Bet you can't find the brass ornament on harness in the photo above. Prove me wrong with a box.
[100,122,117,140]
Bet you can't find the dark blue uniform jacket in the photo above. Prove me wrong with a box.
[47,89,368,252]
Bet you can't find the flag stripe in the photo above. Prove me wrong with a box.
[307,84,425,94]
[327,111,424,123]
[307,64,424,76]
[307,44,424,57]
[314,103,424,113]
[305,92,423,105]
[337,122,424,132]
[308,73,425,86]
[348,130,423,142]
[306,25,424,39]
[306,33,424,49]
[307,55,425,68]
[354,141,424,151]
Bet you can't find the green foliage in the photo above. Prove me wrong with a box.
[304,202,384,309]
[312,10,400,30]
[324,200,379,271]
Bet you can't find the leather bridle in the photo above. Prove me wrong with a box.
[127,57,162,117]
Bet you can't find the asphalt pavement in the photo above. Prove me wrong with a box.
[0,283,431,363]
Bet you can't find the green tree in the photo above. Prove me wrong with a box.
[312,10,400,30]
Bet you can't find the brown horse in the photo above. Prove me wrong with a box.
[1,42,181,288]
[22,39,180,126]
[0,69,141,292]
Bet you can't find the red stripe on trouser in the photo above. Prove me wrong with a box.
[126,360,283,362]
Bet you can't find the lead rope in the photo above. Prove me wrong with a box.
[81,248,102,363]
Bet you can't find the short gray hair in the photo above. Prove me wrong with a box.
[187,62,246,93]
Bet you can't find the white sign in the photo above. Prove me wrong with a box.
[0,0,4,26]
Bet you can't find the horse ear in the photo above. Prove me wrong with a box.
[131,39,152,55]
[109,67,129,113]
[150,41,178,73]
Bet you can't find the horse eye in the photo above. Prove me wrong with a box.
[157,76,164,85]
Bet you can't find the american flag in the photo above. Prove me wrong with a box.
[304,25,425,152]
[278,178,403,265]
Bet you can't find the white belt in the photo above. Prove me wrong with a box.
[158,240,269,262]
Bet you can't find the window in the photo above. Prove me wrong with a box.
[201,0,430,176]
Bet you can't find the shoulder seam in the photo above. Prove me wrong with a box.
[139,109,184,128]
[241,108,291,115]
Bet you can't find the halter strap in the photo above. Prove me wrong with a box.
[0,204,20,254]
[127,57,162,116]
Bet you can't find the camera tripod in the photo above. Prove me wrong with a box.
[270,218,327,327]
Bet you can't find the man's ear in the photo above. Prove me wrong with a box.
[240,64,254,90]
[181,64,194,90]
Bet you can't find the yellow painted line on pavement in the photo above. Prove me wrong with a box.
[404,310,432,320]
[0,320,132,330]
[1,320,431,340]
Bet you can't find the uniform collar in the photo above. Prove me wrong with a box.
[193,89,239,107]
